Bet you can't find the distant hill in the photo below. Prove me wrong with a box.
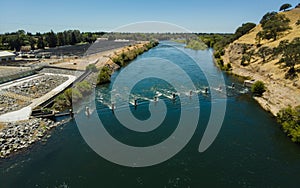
[221,7,300,116]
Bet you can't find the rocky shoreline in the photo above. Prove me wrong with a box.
[0,118,61,158]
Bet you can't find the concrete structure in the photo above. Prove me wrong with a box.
[0,73,76,122]
[244,80,255,87]
[0,51,15,62]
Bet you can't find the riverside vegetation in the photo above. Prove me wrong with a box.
[51,41,159,110]
[277,106,300,142]
[210,3,300,143]
[173,38,208,50]
[111,40,159,67]
[98,40,158,84]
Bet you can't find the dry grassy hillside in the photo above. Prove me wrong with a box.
[237,8,300,47]
[222,7,300,116]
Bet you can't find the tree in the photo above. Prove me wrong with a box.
[97,66,112,84]
[70,32,77,45]
[241,48,254,66]
[257,13,291,41]
[257,46,272,62]
[234,22,256,39]
[277,106,300,142]
[277,38,300,79]
[279,3,292,11]
[82,32,97,43]
[86,64,98,72]
[260,11,278,25]
[29,37,36,50]
[37,36,45,49]
[76,81,92,94]
[45,30,57,48]
[251,81,266,96]
[256,31,263,45]
[241,54,250,66]
[57,32,65,46]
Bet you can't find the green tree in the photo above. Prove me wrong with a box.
[7,35,22,51]
[277,106,300,142]
[45,30,57,48]
[279,3,292,11]
[257,46,272,62]
[256,31,263,45]
[260,11,278,25]
[251,81,266,96]
[70,32,77,45]
[76,81,92,94]
[63,88,83,104]
[37,36,45,49]
[53,94,68,110]
[82,32,97,43]
[277,38,300,79]
[86,64,98,72]
[29,37,36,50]
[64,88,73,105]
[57,32,65,46]
[234,22,256,39]
[71,88,83,103]
[258,13,291,41]
[97,66,112,85]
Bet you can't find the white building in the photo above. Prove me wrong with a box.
[0,51,15,62]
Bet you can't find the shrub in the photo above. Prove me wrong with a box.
[277,106,300,142]
[214,51,221,58]
[97,66,112,85]
[251,81,266,96]
[217,58,224,66]
[86,64,98,72]
[112,56,123,66]
[71,88,83,103]
[52,81,93,110]
[76,81,92,94]
[226,63,232,70]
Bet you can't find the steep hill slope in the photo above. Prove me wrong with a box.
[222,7,300,116]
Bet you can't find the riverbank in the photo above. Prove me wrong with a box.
[0,118,61,158]
[220,44,300,117]
[220,8,300,117]
[0,40,158,159]
[52,40,159,109]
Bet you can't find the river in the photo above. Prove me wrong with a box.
[1,41,300,187]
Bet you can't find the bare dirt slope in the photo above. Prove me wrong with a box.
[222,7,300,116]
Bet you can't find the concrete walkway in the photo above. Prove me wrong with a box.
[0,73,76,122]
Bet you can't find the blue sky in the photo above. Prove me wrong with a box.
[0,0,299,33]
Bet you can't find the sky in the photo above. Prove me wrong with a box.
[0,0,299,34]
